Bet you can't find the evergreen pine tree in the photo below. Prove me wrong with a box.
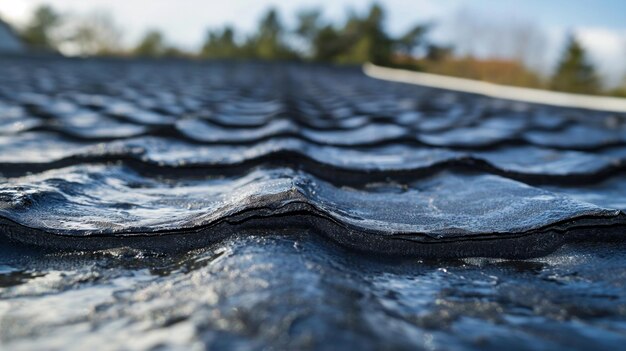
[21,5,62,50]
[133,30,166,57]
[550,35,600,94]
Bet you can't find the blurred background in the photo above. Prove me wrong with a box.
[0,0,624,96]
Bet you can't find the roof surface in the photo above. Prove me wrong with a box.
[1,58,624,256]
[1,58,626,350]
[0,18,24,53]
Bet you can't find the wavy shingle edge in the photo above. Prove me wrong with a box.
[1,133,624,184]
[1,166,624,257]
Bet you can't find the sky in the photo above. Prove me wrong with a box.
[1,0,625,86]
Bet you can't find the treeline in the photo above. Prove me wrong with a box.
[198,5,436,66]
[18,4,436,66]
[13,3,626,97]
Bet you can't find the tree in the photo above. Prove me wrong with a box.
[312,25,344,61]
[63,11,122,56]
[133,30,166,57]
[248,8,298,60]
[200,27,241,58]
[550,35,600,94]
[296,9,322,41]
[361,3,393,65]
[20,5,62,50]
[133,30,189,58]
[295,9,323,58]
[611,75,626,97]
[309,4,396,65]
[200,9,299,60]
[196,4,434,65]
[425,44,453,61]
[396,24,430,56]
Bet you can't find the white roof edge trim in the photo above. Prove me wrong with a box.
[363,63,626,113]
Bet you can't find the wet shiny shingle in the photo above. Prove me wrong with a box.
[0,58,625,258]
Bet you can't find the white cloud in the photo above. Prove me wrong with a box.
[576,27,626,88]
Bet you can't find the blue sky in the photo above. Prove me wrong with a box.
[456,0,626,29]
[1,0,624,86]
